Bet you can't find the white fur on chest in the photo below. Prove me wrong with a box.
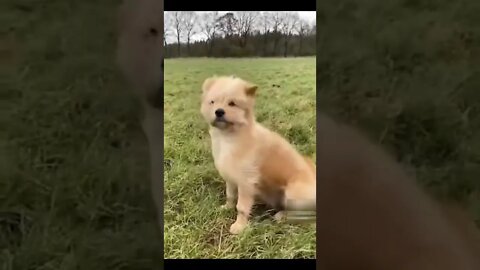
[209,129,259,185]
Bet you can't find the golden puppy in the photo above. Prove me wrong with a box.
[116,0,163,228]
[200,76,316,234]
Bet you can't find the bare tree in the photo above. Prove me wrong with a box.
[183,11,198,56]
[281,12,299,57]
[216,12,238,39]
[234,11,258,48]
[164,11,316,58]
[297,18,311,56]
[259,12,272,34]
[270,12,283,55]
[165,11,184,56]
[164,21,172,55]
[259,12,272,56]
[200,11,219,57]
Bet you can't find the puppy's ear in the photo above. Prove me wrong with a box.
[245,83,258,97]
[202,77,216,93]
[117,0,135,33]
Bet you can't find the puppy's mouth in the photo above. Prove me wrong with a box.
[211,117,233,129]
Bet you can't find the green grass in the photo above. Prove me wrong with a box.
[163,57,316,258]
[2,0,162,269]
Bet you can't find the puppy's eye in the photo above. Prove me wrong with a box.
[228,101,236,106]
[149,27,158,36]
[210,100,214,104]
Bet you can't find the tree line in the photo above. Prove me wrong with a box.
[164,11,316,58]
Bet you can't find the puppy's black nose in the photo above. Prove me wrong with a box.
[215,108,225,117]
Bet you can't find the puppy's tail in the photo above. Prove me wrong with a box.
[286,156,316,210]
[284,193,316,224]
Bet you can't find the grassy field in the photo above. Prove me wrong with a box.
[2,0,162,269]
[318,0,480,226]
[163,58,316,258]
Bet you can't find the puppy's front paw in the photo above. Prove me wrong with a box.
[229,221,247,234]
[220,201,235,210]
[274,211,286,222]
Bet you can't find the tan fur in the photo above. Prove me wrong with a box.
[317,113,480,270]
[116,0,163,228]
[201,76,316,234]
[117,0,163,109]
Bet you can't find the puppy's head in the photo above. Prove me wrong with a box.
[200,76,258,131]
[116,0,163,109]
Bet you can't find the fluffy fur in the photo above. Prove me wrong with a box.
[317,113,480,270]
[116,0,163,228]
[200,76,316,234]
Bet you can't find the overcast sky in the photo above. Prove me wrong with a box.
[165,11,316,43]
